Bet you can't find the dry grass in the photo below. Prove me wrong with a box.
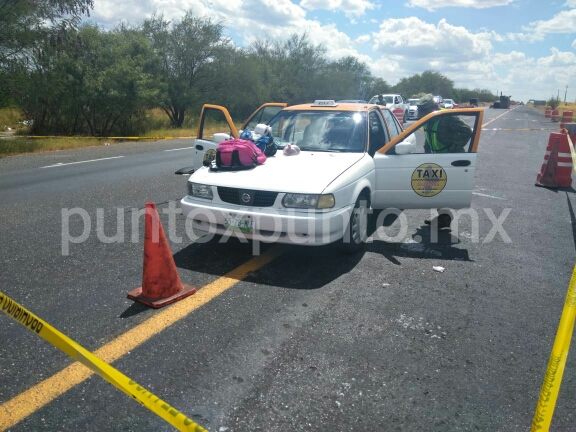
[0,106,246,156]
[0,108,25,132]
[530,102,576,122]
[0,137,112,157]
[0,121,236,157]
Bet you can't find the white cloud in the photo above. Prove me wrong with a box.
[524,9,576,34]
[508,8,576,42]
[405,0,516,11]
[372,18,495,62]
[537,47,576,67]
[492,51,526,65]
[87,1,576,103]
[299,0,376,16]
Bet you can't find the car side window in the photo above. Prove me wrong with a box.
[245,106,284,130]
[387,113,477,155]
[381,109,401,139]
[368,110,389,156]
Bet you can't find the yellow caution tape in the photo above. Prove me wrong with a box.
[564,130,576,176]
[0,291,207,432]
[530,265,576,431]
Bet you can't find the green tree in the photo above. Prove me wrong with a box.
[1,0,93,110]
[364,77,392,99]
[324,56,373,101]
[0,0,93,66]
[142,12,230,128]
[547,96,561,109]
[250,33,328,104]
[14,24,161,136]
[391,70,455,99]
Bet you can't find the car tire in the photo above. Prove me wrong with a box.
[403,111,407,123]
[341,194,370,254]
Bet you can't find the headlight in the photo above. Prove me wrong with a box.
[282,193,334,209]
[188,182,213,200]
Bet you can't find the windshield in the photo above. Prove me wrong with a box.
[368,95,393,105]
[267,110,367,153]
[444,99,453,104]
[408,99,419,105]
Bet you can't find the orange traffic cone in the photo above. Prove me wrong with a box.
[535,137,560,189]
[127,202,196,308]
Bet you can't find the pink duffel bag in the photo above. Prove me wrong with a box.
[214,139,266,170]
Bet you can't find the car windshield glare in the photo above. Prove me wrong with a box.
[269,110,367,153]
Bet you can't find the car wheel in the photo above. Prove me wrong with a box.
[341,194,369,254]
[403,111,407,123]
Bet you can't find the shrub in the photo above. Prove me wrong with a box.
[547,96,561,109]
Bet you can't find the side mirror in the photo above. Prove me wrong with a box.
[214,133,230,144]
[394,139,414,155]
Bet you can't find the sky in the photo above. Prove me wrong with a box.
[86,0,576,103]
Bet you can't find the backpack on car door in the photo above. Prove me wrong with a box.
[209,139,266,171]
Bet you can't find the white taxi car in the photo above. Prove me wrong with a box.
[181,101,483,252]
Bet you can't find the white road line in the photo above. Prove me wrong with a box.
[164,147,194,152]
[473,192,505,200]
[41,156,125,168]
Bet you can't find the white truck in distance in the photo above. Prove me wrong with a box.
[368,94,410,122]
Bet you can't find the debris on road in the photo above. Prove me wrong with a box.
[433,266,445,273]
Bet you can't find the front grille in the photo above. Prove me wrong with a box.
[217,187,278,207]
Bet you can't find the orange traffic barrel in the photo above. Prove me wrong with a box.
[393,107,404,128]
[560,110,573,128]
[545,106,552,118]
[551,109,560,122]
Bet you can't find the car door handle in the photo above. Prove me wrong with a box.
[451,160,471,167]
[195,144,204,151]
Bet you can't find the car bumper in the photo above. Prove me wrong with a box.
[407,110,418,120]
[181,196,354,245]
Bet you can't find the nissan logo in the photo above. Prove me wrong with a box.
[241,193,251,203]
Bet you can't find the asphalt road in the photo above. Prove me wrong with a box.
[1,107,575,431]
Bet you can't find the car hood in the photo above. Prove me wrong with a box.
[190,151,366,194]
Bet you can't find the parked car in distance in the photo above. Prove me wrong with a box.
[367,94,409,122]
[433,95,444,106]
[407,99,419,120]
[442,99,455,109]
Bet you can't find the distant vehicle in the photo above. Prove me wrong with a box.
[407,99,419,120]
[368,94,409,122]
[336,100,367,103]
[442,99,455,109]
[433,95,444,105]
[469,98,479,107]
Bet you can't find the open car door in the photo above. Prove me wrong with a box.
[371,108,484,210]
[191,103,286,172]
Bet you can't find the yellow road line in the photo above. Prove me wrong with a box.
[0,245,284,430]
[482,109,515,128]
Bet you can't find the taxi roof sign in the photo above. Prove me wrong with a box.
[312,100,338,107]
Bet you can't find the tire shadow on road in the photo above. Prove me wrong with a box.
[365,223,472,266]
